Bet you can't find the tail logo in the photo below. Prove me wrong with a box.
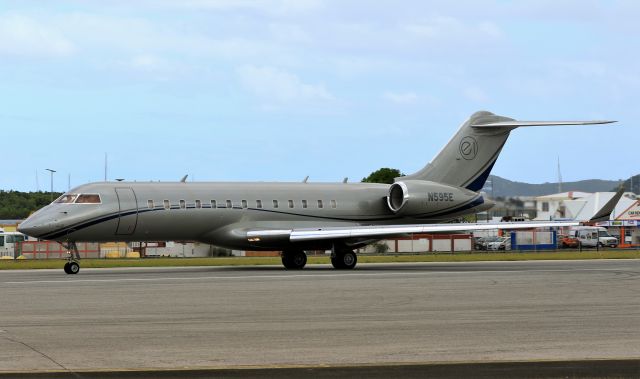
[459,136,478,160]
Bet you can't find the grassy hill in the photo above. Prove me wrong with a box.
[485,175,624,197]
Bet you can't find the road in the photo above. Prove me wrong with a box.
[1,260,639,377]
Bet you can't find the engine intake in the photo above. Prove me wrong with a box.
[386,180,479,216]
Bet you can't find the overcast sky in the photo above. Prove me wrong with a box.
[0,0,637,192]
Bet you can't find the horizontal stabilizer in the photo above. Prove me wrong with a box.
[471,120,616,128]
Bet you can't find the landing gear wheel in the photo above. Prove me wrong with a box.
[62,242,81,275]
[281,250,307,269]
[68,261,80,274]
[331,250,357,270]
[64,261,80,275]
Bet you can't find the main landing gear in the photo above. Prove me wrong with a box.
[280,247,358,270]
[62,242,81,275]
[281,249,307,269]
[331,248,357,270]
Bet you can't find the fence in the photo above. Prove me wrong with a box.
[17,241,101,259]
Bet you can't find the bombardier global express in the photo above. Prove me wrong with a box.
[18,111,616,274]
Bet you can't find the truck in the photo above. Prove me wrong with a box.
[569,226,618,248]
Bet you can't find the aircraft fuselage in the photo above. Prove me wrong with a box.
[19,181,488,251]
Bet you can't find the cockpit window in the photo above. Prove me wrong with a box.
[55,194,78,203]
[75,194,101,204]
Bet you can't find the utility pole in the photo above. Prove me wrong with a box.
[557,156,563,193]
[45,168,56,202]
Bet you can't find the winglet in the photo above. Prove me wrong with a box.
[180,174,188,183]
[589,186,625,222]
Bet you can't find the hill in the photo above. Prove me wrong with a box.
[485,175,623,198]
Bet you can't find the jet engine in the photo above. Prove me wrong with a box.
[386,180,481,217]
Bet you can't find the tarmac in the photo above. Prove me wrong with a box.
[1,259,639,377]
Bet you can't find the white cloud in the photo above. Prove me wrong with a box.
[383,91,419,105]
[404,16,503,43]
[0,13,75,57]
[237,65,333,103]
[463,87,490,103]
[152,0,323,15]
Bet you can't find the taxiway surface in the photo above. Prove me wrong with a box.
[1,260,639,374]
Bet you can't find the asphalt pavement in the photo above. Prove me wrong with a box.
[1,260,639,377]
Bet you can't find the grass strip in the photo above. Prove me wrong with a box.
[0,250,639,270]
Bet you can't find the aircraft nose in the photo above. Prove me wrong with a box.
[18,217,48,238]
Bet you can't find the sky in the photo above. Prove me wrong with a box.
[0,0,637,192]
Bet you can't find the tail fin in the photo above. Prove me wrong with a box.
[401,111,615,191]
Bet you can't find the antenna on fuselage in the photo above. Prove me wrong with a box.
[180,174,188,183]
[302,176,309,183]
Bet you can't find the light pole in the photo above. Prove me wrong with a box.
[45,168,56,202]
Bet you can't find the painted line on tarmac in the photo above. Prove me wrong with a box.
[2,268,624,285]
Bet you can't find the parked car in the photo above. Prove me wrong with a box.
[558,234,580,249]
[473,237,488,250]
[486,236,511,251]
[474,236,501,250]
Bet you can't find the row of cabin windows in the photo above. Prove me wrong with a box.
[147,199,338,210]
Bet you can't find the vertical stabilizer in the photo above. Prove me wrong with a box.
[401,111,615,192]
[402,111,514,191]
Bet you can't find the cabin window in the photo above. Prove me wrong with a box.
[195,200,202,209]
[75,194,101,204]
[0,236,4,247]
[288,200,294,208]
[241,200,248,208]
[273,200,279,208]
[256,200,263,209]
[163,200,170,210]
[331,199,337,209]
[55,194,78,203]
[317,200,324,209]
[211,200,217,208]
[147,200,154,209]
[226,200,232,208]
[179,200,186,209]
[302,200,308,209]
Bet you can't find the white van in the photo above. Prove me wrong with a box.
[569,226,618,248]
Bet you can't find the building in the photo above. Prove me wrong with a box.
[534,191,591,220]
[597,195,640,247]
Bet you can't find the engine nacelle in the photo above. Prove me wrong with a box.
[387,180,481,217]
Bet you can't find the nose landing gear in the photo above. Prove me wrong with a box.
[62,242,81,275]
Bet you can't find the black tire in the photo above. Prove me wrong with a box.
[331,250,357,270]
[281,250,307,269]
[63,262,71,274]
[331,255,344,269]
[68,261,80,274]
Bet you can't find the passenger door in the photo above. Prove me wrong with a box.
[115,188,138,235]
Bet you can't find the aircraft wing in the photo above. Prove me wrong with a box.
[246,221,578,243]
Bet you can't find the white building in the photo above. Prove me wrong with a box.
[534,191,591,220]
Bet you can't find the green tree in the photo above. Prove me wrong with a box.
[361,168,404,184]
[0,191,62,219]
